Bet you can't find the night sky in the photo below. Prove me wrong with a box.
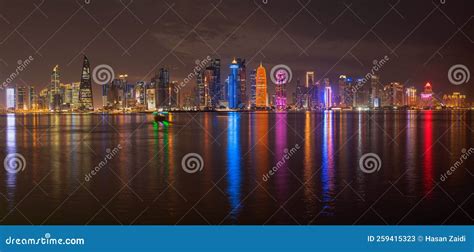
[0,0,473,106]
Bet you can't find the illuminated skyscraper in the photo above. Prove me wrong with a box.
[420,82,434,109]
[295,79,304,109]
[228,58,239,109]
[370,75,380,108]
[383,82,404,107]
[28,86,36,110]
[6,87,16,110]
[157,68,170,109]
[79,56,94,111]
[323,78,332,109]
[50,65,61,111]
[406,87,417,107]
[255,63,267,108]
[274,67,288,110]
[249,69,256,109]
[305,71,314,109]
[17,86,26,110]
[210,58,222,107]
[237,58,247,108]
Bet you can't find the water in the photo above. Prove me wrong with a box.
[0,111,472,224]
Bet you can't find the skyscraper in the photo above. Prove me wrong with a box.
[249,69,256,109]
[28,86,36,110]
[228,58,239,109]
[406,87,417,107]
[324,79,332,109]
[6,87,16,110]
[17,86,26,110]
[305,72,314,109]
[79,56,94,111]
[295,79,304,109]
[210,58,222,106]
[237,58,247,108]
[274,68,287,110]
[50,65,61,111]
[156,68,170,109]
[255,63,267,108]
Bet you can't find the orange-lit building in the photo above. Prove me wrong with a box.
[255,63,268,108]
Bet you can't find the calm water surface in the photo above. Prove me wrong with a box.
[0,111,473,224]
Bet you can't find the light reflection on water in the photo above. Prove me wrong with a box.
[0,111,472,224]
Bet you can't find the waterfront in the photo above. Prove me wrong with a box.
[0,111,472,224]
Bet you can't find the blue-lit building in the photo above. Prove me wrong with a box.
[228,58,239,109]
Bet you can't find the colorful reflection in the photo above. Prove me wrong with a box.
[321,111,335,213]
[423,111,434,196]
[226,112,241,220]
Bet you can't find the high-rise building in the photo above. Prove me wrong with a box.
[383,82,404,107]
[71,82,81,109]
[17,86,26,110]
[305,72,314,109]
[170,81,180,109]
[249,69,257,109]
[295,78,304,109]
[6,87,16,110]
[210,58,222,106]
[79,56,94,111]
[28,86,36,110]
[406,87,417,107]
[156,68,170,109]
[255,63,267,108]
[228,58,239,109]
[370,75,380,108]
[337,75,348,107]
[50,65,61,111]
[203,67,213,108]
[237,58,247,108]
[146,81,156,110]
[323,79,332,109]
[354,78,370,108]
[274,68,287,110]
[420,82,434,109]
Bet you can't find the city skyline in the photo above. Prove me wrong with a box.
[0,0,473,106]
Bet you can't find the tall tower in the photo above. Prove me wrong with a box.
[305,71,314,109]
[157,68,170,109]
[79,56,94,111]
[228,58,239,109]
[255,63,267,108]
[237,58,247,108]
[50,65,60,111]
[249,69,257,109]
